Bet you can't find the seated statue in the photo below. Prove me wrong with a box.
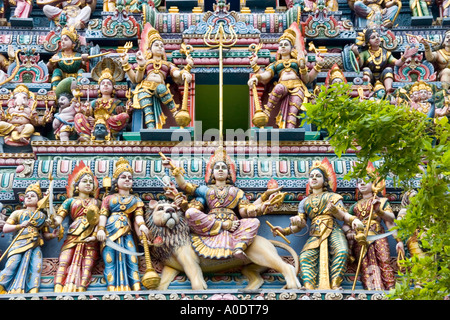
[74,58,130,141]
[38,0,97,29]
[348,0,401,28]
[0,84,52,146]
[248,22,323,129]
[47,26,88,91]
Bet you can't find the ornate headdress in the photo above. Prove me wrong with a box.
[13,84,31,97]
[91,118,111,141]
[325,64,347,86]
[355,28,378,47]
[279,27,297,45]
[140,23,165,59]
[113,157,133,180]
[91,58,125,86]
[61,26,79,45]
[205,146,237,184]
[66,161,99,198]
[306,157,337,194]
[25,182,42,199]
[277,22,305,59]
[365,161,386,195]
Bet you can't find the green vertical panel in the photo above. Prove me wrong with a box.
[195,84,249,137]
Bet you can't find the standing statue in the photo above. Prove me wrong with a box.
[96,157,149,291]
[38,0,97,29]
[344,173,399,290]
[418,30,450,90]
[74,58,130,141]
[349,0,401,28]
[51,161,100,293]
[351,28,418,94]
[271,158,364,290]
[119,23,194,129]
[0,182,56,294]
[52,77,78,141]
[162,147,283,261]
[9,0,32,19]
[248,22,323,129]
[0,84,52,146]
[47,26,88,91]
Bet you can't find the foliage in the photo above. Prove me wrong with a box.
[302,83,450,299]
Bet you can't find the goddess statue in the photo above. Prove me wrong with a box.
[162,147,281,260]
[0,84,52,146]
[248,23,323,129]
[96,158,149,291]
[418,30,450,90]
[0,183,56,294]
[74,58,130,141]
[47,26,88,91]
[51,161,101,292]
[343,169,399,290]
[119,23,193,129]
[351,28,418,94]
[271,158,364,289]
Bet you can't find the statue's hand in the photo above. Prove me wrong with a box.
[247,76,258,87]
[136,51,146,67]
[97,229,106,242]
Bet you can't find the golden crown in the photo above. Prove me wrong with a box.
[13,84,30,96]
[98,68,115,85]
[113,157,133,179]
[279,28,296,45]
[25,182,42,199]
[61,26,79,44]
[147,26,164,47]
[329,65,346,82]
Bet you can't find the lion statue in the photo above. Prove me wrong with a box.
[142,199,301,290]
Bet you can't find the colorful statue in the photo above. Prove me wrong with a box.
[410,0,432,18]
[0,182,56,294]
[440,0,450,19]
[74,58,129,141]
[343,170,399,290]
[38,0,96,29]
[51,161,100,292]
[419,30,450,90]
[325,63,348,86]
[162,147,283,260]
[96,157,149,291]
[271,158,364,290]
[405,81,449,117]
[248,22,323,129]
[9,0,32,19]
[119,23,193,129]
[0,84,52,146]
[47,26,88,91]
[52,77,78,141]
[351,28,418,94]
[349,0,401,28]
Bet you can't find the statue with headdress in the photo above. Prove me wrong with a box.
[52,77,80,141]
[325,63,347,87]
[271,158,364,290]
[0,84,52,146]
[119,23,194,129]
[348,0,401,28]
[161,146,284,261]
[96,157,149,291]
[417,30,450,90]
[343,162,399,290]
[47,26,88,91]
[51,161,101,292]
[0,182,56,294]
[38,0,96,29]
[74,57,130,142]
[351,28,418,95]
[248,22,323,129]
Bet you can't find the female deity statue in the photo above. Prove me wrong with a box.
[271,158,364,290]
[349,0,401,28]
[51,161,101,292]
[162,147,280,260]
[248,22,324,129]
[47,26,88,91]
[418,30,450,90]
[96,158,149,291]
[10,0,33,19]
[120,23,194,129]
[74,58,130,141]
[343,171,399,290]
[0,84,52,146]
[0,182,56,294]
[351,28,418,94]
